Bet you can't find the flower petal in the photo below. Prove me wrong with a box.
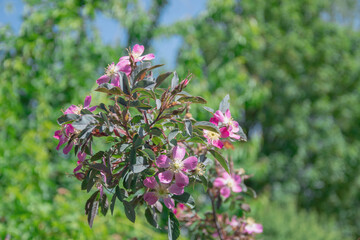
[156,155,170,168]
[220,127,230,138]
[144,192,158,205]
[96,75,109,85]
[212,139,224,149]
[63,141,74,155]
[213,177,226,188]
[163,197,175,209]
[175,172,189,188]
[88,106,97,112]
[64,105,78,114]
[209,117,219,126]
[220,187,231,198]
[232,184,242,193]
[143,176,159,189]
[119,56,130,61]
[168,184,184,195]
[84,96,91,108]
[172,146,186,161]
[73,164,82,173]
[225,109,231,119]
[77,151,86,162]
[214,110,225,122]
[111,75,120,87]
[53,130,62,139]
[141,53,155,61]
[183,156,198,170]
[65,124,75,135]
[158,170,174,184]
[132,44,144,56]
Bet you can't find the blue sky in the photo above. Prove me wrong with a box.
[0,0,207,69]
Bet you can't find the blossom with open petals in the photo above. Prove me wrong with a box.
[213,172,242,198]
[120,44,155,63]
[53,124,75,154]
[244,218,263,234]
[203,129,224,149]
[96,60,131,86]
[156,146,197,188]
[64,95,97,115]
[143,176,184,209]
[213,109,241,140]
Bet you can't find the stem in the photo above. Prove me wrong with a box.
[208,191,224,240]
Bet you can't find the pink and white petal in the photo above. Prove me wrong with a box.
[213,177,226,188]
[230,132,241,140]
[233,175,242,184]
[172,146,186,161]
[209,117,219,126]
[158,170,174,184]
[143,176,159,189]
[132,44,144,56]
[232,184,242,193]
[231,121,240,132]
[175,172,189,188]
[220,127,230,138]
[53,130,62,139]
[84,95,91,108]
[144,192,158,205]
[212,139,224,149]
[141,53,155,61]
[64,105,78,114]
[119,56,130,61]
[168,184,184,195]
[63,141,74,155]
[225,109,232,119]
[96,75,109,85]
[88,106,97,112]
[65,124,75,135]
[163,197,175,209]
[214,110,225,122]
[156,155,171,168]
[111,75,120,87]
[220,187,231,198]
[183,156,198,170]
[221,172,231,180]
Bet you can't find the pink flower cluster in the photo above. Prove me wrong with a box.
[204,109,241,149]
[54,96,96,178]
[96,44,154,87]
[214,171,242,198]
[143,146,198,209]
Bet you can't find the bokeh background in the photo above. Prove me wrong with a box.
[1,0,359,239]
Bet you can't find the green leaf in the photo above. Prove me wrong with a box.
[168,129,179,142]
[57,114,80,124]
[237,126,247,141]
[131,156,149,173]
[72,114,97,131]
[155,71,172,88]
[209,149,229,173]
[171,71,179,90]
[89,163,111,175]
[219,94,230,113]
[145,208,158,228]
[187,136,206,144]
[193,121,220,133]
[134,80,156,90]
[85,190,99,228]
[141,148,156,160]
[80,108,93,115]
[184,119,192,136]
[123,200,136,223]
[171,192,195,208]
[91,151,105,161]
[168,212,180,240]
[115,186,128,202]
[177,96,207,104]
[120,72,131,95]
[110,194,116,215]
[203,106,214,114]
[100,194,109,216]
[133,134,143,149]
[149,127,162,136]
[199,175,208,191]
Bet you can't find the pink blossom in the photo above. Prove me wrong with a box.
[156,146,197,188]
[213,172,242,198]
[213,109,241,140]
[96,60,131,86]
[64,95,97,115]
[143,176,184,209]
[120,44,155,63]
[203,129,224,149]
[244,218,263,234]
[227,216,241,228]
[53,124,75,154]
[73,151,87,177]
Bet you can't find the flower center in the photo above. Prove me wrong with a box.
[105,64,117,77]
[207,131,220,141]
[226,178,235,188]
[156,185,168,198]
[195,163,205,176]
[170,159,184,173]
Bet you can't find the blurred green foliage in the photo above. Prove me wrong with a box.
[1,0,359,239]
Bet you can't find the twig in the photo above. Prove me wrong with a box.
[208,191,224,240]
